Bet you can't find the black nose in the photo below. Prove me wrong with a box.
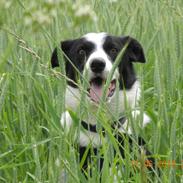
[90,59,106,73]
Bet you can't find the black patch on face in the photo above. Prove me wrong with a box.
[103,35,146,90]
[51,38,95,87]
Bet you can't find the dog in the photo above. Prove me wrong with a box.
[51,32,155,181]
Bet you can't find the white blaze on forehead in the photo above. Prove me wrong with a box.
[83,32,114,74]
[83,32,107,46]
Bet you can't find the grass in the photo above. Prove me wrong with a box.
[0,0,183,182]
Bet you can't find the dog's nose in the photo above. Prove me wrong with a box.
[90,59,106,73]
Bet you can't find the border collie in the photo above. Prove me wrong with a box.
[51,32,154,180]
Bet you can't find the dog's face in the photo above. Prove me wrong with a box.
[51,32,145,104]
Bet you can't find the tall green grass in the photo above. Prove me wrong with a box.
[0,0,183,182]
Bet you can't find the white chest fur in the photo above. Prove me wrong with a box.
[61,80,150,147]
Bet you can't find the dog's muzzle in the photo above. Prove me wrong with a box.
[87,59,116,103]
[90,59,106,73]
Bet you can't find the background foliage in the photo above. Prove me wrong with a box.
[0,0,183,182]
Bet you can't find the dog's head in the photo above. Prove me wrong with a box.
[51,32,145,104]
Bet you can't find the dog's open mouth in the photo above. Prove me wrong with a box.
[87,77,116,103]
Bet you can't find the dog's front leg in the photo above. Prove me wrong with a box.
[59,111,74,183]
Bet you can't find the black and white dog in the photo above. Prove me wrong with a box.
[51,32,154,179]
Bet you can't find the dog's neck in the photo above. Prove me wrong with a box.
[81,116,126,133]
[65,80,141,125]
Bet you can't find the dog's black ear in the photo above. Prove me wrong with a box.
[121,36,146,63]
[51,40,74,68]
[51,47,60,68]
[61,40,75,56]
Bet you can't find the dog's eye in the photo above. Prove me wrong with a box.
[110,48,118,54]
[78,49,86,55]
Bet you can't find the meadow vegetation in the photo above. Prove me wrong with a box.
[0,0,183,182]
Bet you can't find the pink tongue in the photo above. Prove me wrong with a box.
[89,83,103,103]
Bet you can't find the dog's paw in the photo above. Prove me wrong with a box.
[142,112,151,127]
[131,110,151,128]
[60,111,73,133]
[119,110,151,134]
